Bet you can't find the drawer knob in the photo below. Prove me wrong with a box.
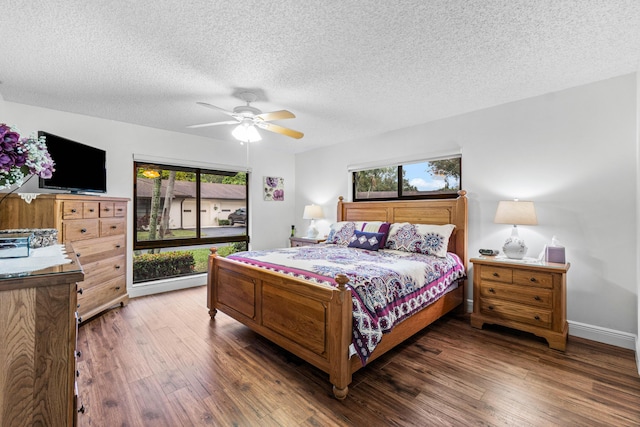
[115,265,121,270]
[76,350,82,358]
[89,208,95,212]
[78,404,85,414]
[530,277,537,282]
[110,225,117,229]
[71,208,77,213]
[488,305,494,310]
[488,288,495,293]
[76,252,81,257]
[80,228,87,233]
[115,286,121,290]
[534,315,540,321]
[77,288,83,295]
[115,244,121,249]
[534,296,541,301]
[78,316,83,323]
[76,369,80,377]
[492,272,499,277]
[105,208,110,212]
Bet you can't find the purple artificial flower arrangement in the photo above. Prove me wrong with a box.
[0,124,55,190]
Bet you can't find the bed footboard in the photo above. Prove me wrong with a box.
[207,248,354,398]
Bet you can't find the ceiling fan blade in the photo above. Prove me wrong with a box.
[255,110,296,122]
[255,122,304,139]
[196,102,236,118]
[187,120,238,129]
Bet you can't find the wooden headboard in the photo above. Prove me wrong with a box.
[336,190,468,267]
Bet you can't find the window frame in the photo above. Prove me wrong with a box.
[352,156,462,202]
[133,161,249,252]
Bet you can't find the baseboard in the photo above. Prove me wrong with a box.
[465,299,637,351]
[128,273,206,298]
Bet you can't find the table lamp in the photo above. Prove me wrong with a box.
[303,204,324,238]
[494,199,537,259]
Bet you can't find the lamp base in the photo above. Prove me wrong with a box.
[306,221,319,239]
[502,225,528,259]
[502,237,527,259]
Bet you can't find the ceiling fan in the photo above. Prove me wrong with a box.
[187,92,304,141]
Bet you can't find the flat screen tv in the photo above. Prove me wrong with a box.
[38,131,107,194]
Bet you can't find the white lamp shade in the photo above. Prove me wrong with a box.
[232,123,262,142]
[303,204,324,220]
[494,200,537,225]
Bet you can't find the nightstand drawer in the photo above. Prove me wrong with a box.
[480,298,552,328]
[513,270,553,288]
[480,282,552,308]
[479,266,513,283]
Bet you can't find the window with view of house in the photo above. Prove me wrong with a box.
[353,155,461,201]
[133,161,248,284]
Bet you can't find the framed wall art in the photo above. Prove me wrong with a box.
[263,176,284,201]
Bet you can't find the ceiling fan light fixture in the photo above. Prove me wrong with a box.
[232,121,262,143]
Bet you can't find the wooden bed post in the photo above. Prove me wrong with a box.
[207,247,218,318]
[329,273,352,400]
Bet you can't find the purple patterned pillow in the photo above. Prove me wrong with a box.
[348,230,385,251]
[385,223,455,257]
[325,222,358,246]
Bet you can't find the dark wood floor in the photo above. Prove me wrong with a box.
[77,285,640,427]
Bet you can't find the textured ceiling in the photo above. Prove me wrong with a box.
[1,1,639,154]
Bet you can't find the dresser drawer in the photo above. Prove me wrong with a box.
[63,219,100,242]
[79,255,126,290]
[479,265,513,283]
[72,235,126,265]
[62,201,99,219]
[100,202,115,217]
[513,270,553,288]
[78,276,126,313]
[114,202,127,217]
[479,282,552,308]
[480,298,552,328]
[100,218,125,236]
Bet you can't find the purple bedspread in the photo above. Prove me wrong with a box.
[227,244,465,365]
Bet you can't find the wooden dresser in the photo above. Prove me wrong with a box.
[470,257,570,350]
[0,194,129,322]
[0,244,84,426]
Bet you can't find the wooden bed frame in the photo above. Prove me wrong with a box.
[207,191,468,399]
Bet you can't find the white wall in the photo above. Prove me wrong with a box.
[636,69,640,372]
[296,73,638,349]
[2,102,296,293]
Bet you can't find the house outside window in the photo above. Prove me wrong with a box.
[353,156,461,201]
[133,162,248,283]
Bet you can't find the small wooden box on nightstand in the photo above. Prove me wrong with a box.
[290,236,326,247]
[470,256,570,350]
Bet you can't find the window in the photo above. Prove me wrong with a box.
[353,156,461,201]
[133,161,248,283]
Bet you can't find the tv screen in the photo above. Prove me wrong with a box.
[38,131,107,194]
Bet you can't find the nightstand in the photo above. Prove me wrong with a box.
[470,256,570,350]
[290,236,326,247]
